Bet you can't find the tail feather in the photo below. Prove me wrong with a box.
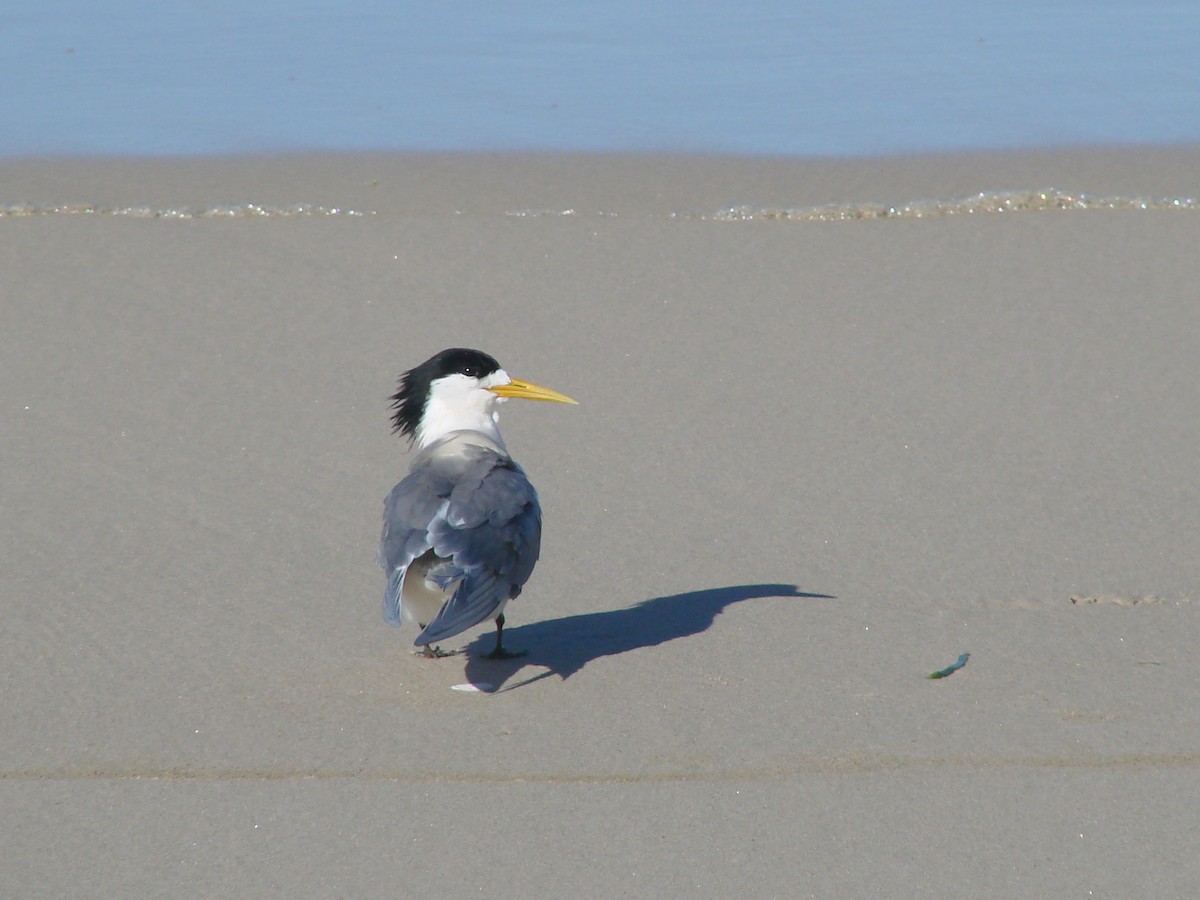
[382,567,405,626]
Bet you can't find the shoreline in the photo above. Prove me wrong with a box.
[3,143,1199,215]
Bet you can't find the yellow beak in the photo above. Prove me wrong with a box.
[489,378,578,405]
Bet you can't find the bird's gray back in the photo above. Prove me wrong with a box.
[379,432,542,636]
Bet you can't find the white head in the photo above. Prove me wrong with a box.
[416,366,512,448]
[389,348,576,450]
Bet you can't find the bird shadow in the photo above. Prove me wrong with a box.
[461,582,834,692]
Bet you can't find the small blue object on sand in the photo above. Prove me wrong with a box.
[928,652,971,679]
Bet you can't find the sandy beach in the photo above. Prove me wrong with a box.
[4,147,1198,897]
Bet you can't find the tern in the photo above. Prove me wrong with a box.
[378,348,576,658]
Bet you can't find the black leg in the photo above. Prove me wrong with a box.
[485,613,527,660]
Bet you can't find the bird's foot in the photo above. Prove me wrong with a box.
[484,646,527,660]
[414,644,459,658]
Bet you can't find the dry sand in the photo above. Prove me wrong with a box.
[3,147,1198,897]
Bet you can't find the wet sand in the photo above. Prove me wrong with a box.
[4,147,1199,897]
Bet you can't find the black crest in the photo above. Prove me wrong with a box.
[389,348,503,441]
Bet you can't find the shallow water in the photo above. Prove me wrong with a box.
[3,1,1199,158]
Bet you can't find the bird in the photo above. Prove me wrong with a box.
[377,348,576,659]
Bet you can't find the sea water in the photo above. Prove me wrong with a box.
[2,0,1197,158]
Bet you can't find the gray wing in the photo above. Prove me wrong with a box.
[414,457,542,645]
[378,464,452,626]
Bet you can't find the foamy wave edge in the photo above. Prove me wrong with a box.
[698,188,1199,222]
[0,202,373,219]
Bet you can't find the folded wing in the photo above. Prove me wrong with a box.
[378,436,542,644]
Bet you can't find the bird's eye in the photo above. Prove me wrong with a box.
[461,365,479,377]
